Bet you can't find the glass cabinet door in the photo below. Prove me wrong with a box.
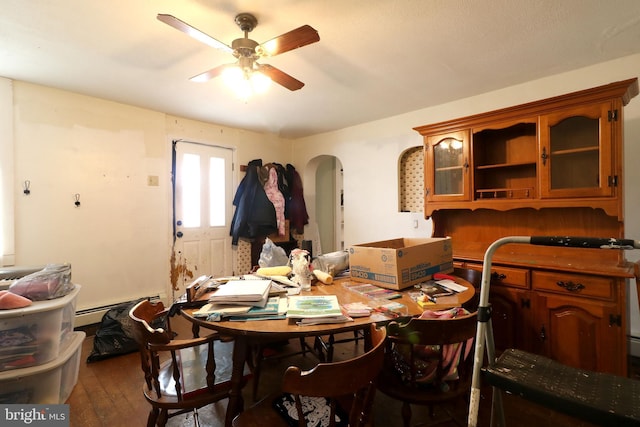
[425,130,470,202]
[539,102,614,198]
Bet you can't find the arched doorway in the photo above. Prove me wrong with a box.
[304,155,343,258]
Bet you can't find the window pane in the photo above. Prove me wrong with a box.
[209,157,225,226]
[181,153,200,227]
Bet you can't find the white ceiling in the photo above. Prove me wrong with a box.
[2,0,640,139]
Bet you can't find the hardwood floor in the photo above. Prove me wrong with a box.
[67,316,623,427]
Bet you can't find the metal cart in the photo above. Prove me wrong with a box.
[467,236,640,427]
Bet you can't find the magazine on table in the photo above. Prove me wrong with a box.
[286,295,342,319]
[287,295,354,325]
[227,297,288,321]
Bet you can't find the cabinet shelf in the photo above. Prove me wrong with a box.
[435,165,464,172]
[551,146,598,156]
[476,187,534,199]
[475,161,536,170]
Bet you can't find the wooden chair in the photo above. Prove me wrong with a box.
[377,311,478,427]
[314,268,478,371]
[129,299,249,427]
[232,323,387,427]
[452,267,481,311]
[250,336,318,402]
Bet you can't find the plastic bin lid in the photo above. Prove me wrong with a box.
[0,284,81,318]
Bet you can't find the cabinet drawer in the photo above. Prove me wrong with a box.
[467,264,529,289]
[532,271,614,300]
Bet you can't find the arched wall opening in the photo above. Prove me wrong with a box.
[302,155,343,258]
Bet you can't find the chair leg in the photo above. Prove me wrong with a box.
[401,401,412,427]
[251,345,263,402]
[299,337,307,356]
[157,409,169,427]
[326,334,336,362]
[147,408,159,427]
[193,408,200,427]
[314,336,327,362]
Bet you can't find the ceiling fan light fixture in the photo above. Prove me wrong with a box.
[258,40,278,56]
[222,65,272,100]
[250,71,272,94]
[158,13,318,92]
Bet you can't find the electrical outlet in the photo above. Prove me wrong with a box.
[147,175,159,186]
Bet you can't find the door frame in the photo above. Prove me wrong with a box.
[170,139,237,298]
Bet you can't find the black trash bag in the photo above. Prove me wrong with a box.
[87,298,166,363]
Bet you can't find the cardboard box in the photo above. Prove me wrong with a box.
[348,237,453,290]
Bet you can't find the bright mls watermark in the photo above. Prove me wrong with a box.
[1,405,69,426]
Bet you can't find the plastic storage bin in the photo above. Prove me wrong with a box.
[0,330,84,404]
[0,284,80,371]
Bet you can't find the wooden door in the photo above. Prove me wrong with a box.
[539,102,615,198]
[534,293,623,375]
[490,286,533,353]
[424,130,471,202]
[173,142,234,299]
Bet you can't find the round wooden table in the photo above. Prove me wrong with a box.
[181,277,475,426]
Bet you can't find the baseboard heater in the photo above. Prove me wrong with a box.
[75,294,166,327]
[630,336,640,358]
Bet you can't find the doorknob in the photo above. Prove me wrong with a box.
[176,231,183,238]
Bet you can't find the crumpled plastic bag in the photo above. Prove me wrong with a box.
[313,250,349,275]
[87,298,166,363]
[258,238,289,268]
[9,263,74,301]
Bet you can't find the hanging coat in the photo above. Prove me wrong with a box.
[263,165,286,237]
[230,159,278,245]
[286,164,309,234]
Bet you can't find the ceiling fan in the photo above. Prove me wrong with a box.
[157,13,320,91]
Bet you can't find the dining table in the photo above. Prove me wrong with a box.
[180,276,475,427]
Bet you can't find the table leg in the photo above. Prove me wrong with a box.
[226,336,248,427]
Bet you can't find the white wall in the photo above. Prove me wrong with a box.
[8,82,291,313]
[0,78,15,266]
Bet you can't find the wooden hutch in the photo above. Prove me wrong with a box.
[415,78,639,376]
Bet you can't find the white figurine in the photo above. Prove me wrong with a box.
[290,248,312,290]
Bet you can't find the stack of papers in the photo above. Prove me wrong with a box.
[208,279,271,306]
[342,302,373,317]
[286,295,353,325]
[435,279,468,292]
[227,297,288,321]
[342,282,402,300]
[193,296,288,321]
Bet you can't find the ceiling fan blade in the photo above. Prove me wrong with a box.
[257,25,319,57]
[189,64,233,83]
[259,64,305,91]
[157,14,233,54]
